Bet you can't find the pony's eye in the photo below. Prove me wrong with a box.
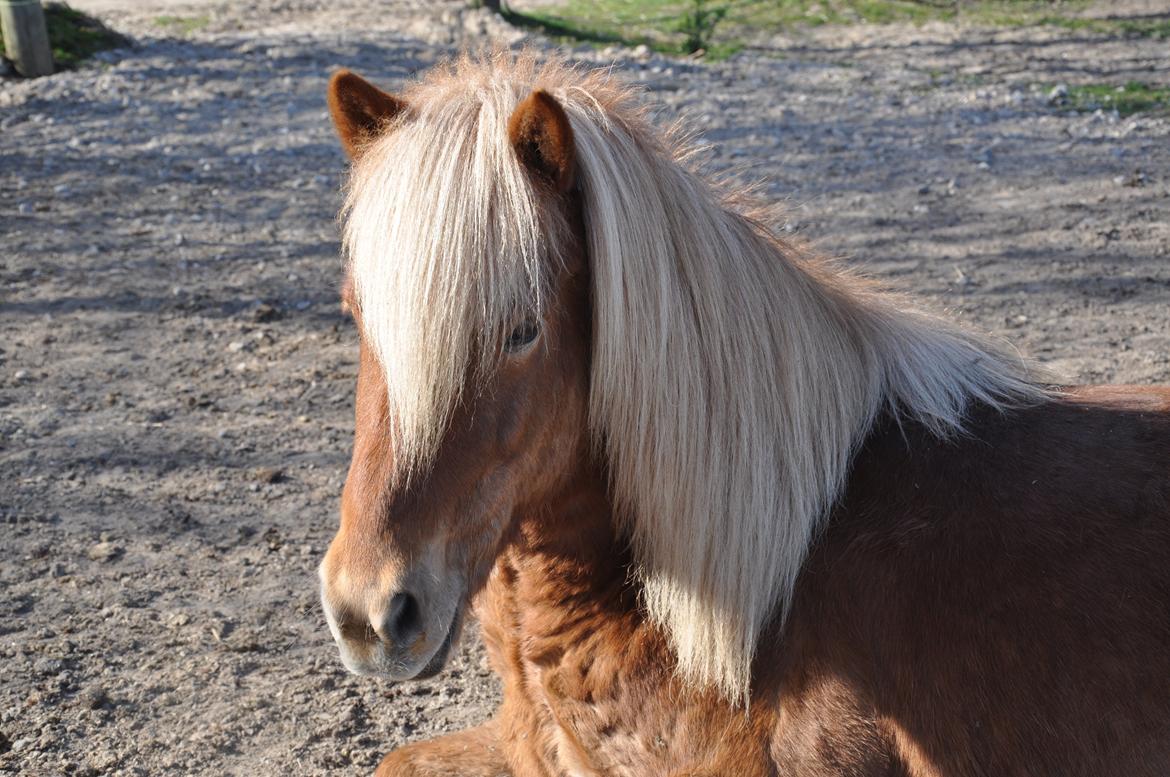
[505,319,541,352]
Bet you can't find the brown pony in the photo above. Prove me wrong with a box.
[318,54,1170,776]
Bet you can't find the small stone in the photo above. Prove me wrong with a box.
[33,657,63,676]
[252,467,284,484]
[208,617,233,642]
[251,303,282,323]
[79,685,108,710]
[263,527,282,551]
[1118,169,1146,187]
[87,541,123,562]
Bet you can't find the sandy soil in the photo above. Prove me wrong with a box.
[2,1,1168,774]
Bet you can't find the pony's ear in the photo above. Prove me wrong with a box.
[507,90,576,193]
[327,69,407,159]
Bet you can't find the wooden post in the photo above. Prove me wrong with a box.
[0,0,54,77]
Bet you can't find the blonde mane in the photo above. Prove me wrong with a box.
[342,52,1045,702]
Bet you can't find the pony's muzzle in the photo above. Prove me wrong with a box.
[318,556,463,681]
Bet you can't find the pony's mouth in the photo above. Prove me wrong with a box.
[411,604,463,680]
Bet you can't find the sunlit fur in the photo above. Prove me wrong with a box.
[341,52,1046,702]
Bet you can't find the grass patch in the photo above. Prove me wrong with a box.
[1056,82,1170,116]
[154,14,211,36]
[510,0,1169,60]
[508,0,947,59]
[508,0,946,59]
[1037,15,1170,38]
[1,2,128,70]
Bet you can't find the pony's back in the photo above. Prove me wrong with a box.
[769,384,1170,775]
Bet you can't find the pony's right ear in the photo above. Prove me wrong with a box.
[327,70,407,159]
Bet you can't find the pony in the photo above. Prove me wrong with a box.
[317,53,1170,776]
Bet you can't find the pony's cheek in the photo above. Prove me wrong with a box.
[493,396,530,454]
[449,500,513,596]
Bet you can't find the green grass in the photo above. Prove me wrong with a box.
[509,0,1170,60]
[1013,13,1170,38]
[508,0,945,59]
[1056,82,1170,116]
[1,2,127,70]
[153,14,211,36]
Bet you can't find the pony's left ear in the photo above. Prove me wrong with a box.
[508,90,576,193]
[327,69,408,159]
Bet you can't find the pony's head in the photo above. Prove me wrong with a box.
[318,53,1041,699]
[318,58,592,681]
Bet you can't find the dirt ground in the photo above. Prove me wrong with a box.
[1,1,1168,774]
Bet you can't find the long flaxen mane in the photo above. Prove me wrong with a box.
[341,52,1046,702]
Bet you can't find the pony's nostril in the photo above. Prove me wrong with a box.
[384,592,423,646]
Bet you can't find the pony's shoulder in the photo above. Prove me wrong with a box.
[779,390,1170,774]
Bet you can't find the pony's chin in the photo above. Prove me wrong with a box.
[409,606,463,680]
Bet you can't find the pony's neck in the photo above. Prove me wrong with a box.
[514,466,628,588]
[579,146,1040,700]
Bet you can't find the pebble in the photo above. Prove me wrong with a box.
[253,467,285,484]
[87,541,124,562]
[33,657,64,676]
[208,617,233,642]
[79,686,109,710]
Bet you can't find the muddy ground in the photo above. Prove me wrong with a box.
[1,1,1168,774]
